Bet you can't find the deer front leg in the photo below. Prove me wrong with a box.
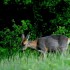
[38,49,47,60]
[22,46,28,51]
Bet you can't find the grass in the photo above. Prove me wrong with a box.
[0,49,70,70]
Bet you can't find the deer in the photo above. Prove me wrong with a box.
[21,34,70,57]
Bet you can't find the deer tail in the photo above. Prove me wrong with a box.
[68,38,70,45]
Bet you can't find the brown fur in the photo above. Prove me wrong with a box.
[28,40,38,49]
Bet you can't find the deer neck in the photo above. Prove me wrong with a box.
[28,40,37,49]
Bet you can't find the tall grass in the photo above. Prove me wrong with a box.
[0,49,70,70]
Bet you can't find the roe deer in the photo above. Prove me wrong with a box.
[21,34,70,57]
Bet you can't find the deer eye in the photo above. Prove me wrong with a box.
[21,41,25,46]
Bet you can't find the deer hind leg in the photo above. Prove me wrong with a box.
[58,37,68,56]
[58,45,68,57]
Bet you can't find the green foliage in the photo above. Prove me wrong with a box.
[2,0,70,36]
[53,26,70,37]
[64,0,70,5]
[0,20,36,57]
[3,0,32,5]
[3,0,10,5]
[41,0,61,7]
[21,20,36,39]
[22,0,32,4]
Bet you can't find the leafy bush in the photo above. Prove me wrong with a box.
[0,20,36,57]
[53,26,70,37]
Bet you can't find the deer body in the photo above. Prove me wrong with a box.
[21,34,70,55]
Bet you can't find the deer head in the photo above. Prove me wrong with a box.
[21,34,30,50]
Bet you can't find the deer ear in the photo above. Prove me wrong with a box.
[26,35,30,40]
[22,34,25,40]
